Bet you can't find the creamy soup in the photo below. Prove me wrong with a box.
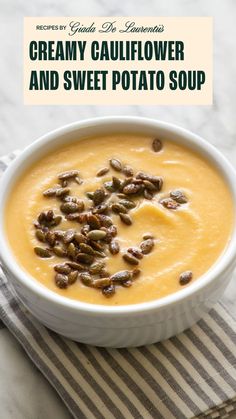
[5,134,234,305]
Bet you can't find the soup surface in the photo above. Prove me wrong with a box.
[5,134,234,305]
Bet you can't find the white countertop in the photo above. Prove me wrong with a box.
[0,0,236,418]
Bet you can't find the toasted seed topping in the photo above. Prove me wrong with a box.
[67,242,77,258]
[128,247,143,259]
[74,233,87,244]
[34,247,51,258]
[60,201,82,214]
[96,167,109,177]
[98,215,113,227]
[123,165,134,177]
[112,176,122,190]
[143,180,157,191]
[110,158,122,172]
[55,187,70,198]
[104,181,115,192]
[93,278,111,288]
[89,261,105,275]
[63,229,75,244]
[108,225,117,237]
[123,253,139,265]
[93,188,105,205]
[119,213,132,225]
[123,183,141,195]
[111,203,128,214]
[111,270,131,282]
[143,189,153,200]
[152,138,163,152]
[179,271,193,285]
[80,243,96,255]
[109,241,120,255]
[119,199,136,209]
[87,230,107,241]
[55,273,68,288]
[87,213,101,229]
[160,198,179,210]
[79,272,93,286]
[68,271,78,285]
[170,190,188,204]
[140,239,154,255]
[67,261,84,270]
[43,187,59,197]
[45,231,56,247]
[58,170,79,180]
[35,230,45,242]
[92,203,109,214]
[102,284,116,297]
[54,264,71,274]
[76,253,94,265]
[53,246,67,258]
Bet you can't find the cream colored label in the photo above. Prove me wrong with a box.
[24,17,212,105]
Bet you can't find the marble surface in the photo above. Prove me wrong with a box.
[0,0,236,418]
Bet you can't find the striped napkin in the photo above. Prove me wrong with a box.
[1,152,236,419]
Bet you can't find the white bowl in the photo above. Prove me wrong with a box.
[0,117,236,348]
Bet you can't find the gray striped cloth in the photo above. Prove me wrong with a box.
[0,152,236,419]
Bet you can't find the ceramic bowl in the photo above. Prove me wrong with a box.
[0,117,236,347]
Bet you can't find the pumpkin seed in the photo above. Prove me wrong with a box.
[119,199,136,209]
[112,176,121,190]
[67,261,84,271]
[96,167,109,177]
[78,272,93,286]
[86,191,94,200]
[66,243,76,258]
[170,190,188,204]
[81,224,90,235]
[34,247,51,258]
[68,271,78,284]
[123,253,139,265]
[58,170,79,180]
[143,180,157,191]
[92,203,109,214]
[75,176,83,185]
[87,230,107,241]
[60,202,80,214]
[152,138,163,152]
[99,269,111,278]
[80,243,96,255]
[93,188,105,205]
[111,203,128,214]
[89,240,105,251]
[53,246,67,257]
[55,273,68,288]
[102,284,116,297]
[108,225,117,237]
[160,198,179,210]
[35,230,45,242]
[98,215,113,227]
[104,181,115,192]
[53,215,62,226]
[89,261,105,275]
[54,264,71,274]
[143,189,153,200]
[123,183,141,195]
[140,239,154,254]
[111,270,131,283]
[43,187,59,197]
[76,253,94,265]
[179,271,193,285]
[45,231,56,247]
[123,165,134,177]
[74,232,87,244]
[45,210,54,221]
[65,213,83,222]
[93,278,111,288]
[63,229,75,243]
[109,241,120,255]
[119,213,132,225]
[55,187,70,198]
[87,213,101,229]
[109,158,122,172]
[128,247,143,259]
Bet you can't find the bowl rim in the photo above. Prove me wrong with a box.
[0,115,236,316]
